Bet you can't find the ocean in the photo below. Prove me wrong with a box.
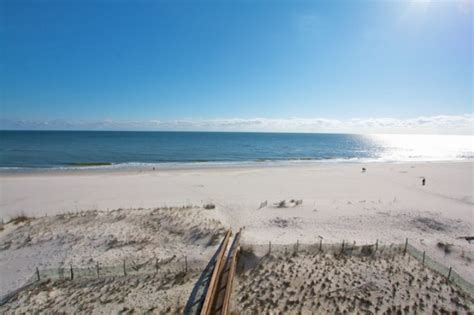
[0,131,472,171]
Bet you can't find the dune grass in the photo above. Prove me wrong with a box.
[10,214,31,225]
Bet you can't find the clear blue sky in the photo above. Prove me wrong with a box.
[1,0,472,131]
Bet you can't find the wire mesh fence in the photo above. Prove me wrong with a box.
[34,255,206,281]
[2,240,473,306]
[241,240,474,297]
[242,240,405,258]
[406,243,474,296]
[0,255,208,306]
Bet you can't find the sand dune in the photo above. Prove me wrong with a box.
[234,248,473,313]
[0,161,473,311]
[0,207,225,297]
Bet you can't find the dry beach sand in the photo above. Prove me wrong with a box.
[0,161,473,312]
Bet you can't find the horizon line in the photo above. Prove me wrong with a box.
[1,115,473,135]
[0,129,473,136]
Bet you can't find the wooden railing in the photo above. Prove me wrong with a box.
[199,229,241,315]
[221,230,241,315]
[200,229,232,315]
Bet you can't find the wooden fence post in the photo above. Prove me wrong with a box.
[447,267,452,283]
[422,251,426,267]
[404,238,408,256]
[319,239,322,252]
[96,262,100,278]
[268,241,271,255]
[185,255,188,273]
[375,239,378,252]
[341,240,345,254]
[70,264,74,280]
[36,267,40,281]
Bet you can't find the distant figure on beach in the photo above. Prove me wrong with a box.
[258,200,268,209]
[153,167,155,171]
[422,177,426,186]
[362,167,366,173]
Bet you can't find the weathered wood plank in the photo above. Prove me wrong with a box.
[200,229,232,315]
[221,230,241,315]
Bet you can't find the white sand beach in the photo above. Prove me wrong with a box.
[3,0,472,312]
[0,161,473,310]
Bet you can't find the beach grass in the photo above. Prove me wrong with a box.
[10,214,31,225]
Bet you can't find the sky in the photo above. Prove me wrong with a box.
[1,0,473,133]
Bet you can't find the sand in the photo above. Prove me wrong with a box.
[0,161,473,310]
[0,207,225,298]
[233,247,473,314]
[1,267,197,314]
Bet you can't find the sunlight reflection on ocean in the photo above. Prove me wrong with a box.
[370,134,474,162]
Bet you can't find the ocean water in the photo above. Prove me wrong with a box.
[0,131,472,171]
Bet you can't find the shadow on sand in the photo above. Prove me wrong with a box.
[183,239,228,315]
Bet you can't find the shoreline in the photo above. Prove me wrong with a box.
[1,159,472,177]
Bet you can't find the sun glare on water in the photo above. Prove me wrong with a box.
[370,134,474,162]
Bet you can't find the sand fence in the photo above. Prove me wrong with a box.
[2,240,473,306]
[32,255,202,280]
[405,243,474,295]
[241,240,474,297]
[0,255,206,306]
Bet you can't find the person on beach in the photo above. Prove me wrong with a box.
[422,177,426,186]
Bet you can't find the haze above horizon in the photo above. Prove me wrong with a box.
[1,0,473,134]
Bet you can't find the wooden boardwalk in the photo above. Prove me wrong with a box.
[210,230,241,315]
[184,229,241,315]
